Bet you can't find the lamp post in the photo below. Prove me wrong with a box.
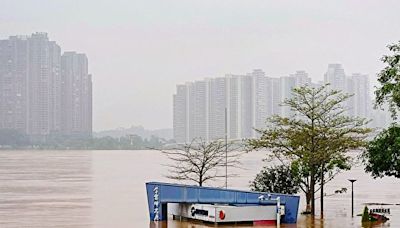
[348,179,357,217]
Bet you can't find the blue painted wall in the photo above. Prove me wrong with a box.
[146,182,300,223]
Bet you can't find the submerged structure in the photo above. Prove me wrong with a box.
[146,182,300,224]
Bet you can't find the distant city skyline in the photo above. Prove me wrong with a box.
[173,66,391,143]
[0,33,92,142]
[1,1,400,130]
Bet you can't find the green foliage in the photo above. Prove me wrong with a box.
[249,85,369,167]
[366,41,400,179]
[247,84,371,215]
[362,206,370,223]
[375,41,400,119]
[250,164,300,194]
[364,125,400,178]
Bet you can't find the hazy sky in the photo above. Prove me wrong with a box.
[1,0,400,131]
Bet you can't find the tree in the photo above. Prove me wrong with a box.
[250,164,301,195]
[375,41,400,118]
[160,138,242,187]
[364,41,400,179]
[247,84,370,216]
[364,125,400,178]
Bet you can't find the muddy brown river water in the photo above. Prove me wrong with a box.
[0,150,399,228]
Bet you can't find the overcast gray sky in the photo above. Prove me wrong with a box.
[1,0,400,131]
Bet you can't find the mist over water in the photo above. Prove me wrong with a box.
[0,150,399,227]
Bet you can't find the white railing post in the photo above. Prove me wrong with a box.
[276,196,281,228]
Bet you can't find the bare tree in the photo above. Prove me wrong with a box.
[160,138,243,187]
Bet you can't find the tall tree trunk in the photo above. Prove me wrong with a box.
[320,165,324,218]
[305,191,311,213]
[310,169,316,216]
[310,117,316,216]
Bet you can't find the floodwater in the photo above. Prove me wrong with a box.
[0,150,399,228]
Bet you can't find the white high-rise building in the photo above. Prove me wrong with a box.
[323,64,371,119]
[250,69,268,135]
[173,67,376,143]
[292,70,312,86]
[183,81,210,141]
[226,74,253,139]
[173,84,189,143]
[269,77,281,116]
[279,71,312,118]
[173,73,256,142]
[208,77,226,141]
[324,64,346,92]
[347,73,370,118]
[240,75,253,139]
[280,76,296,117]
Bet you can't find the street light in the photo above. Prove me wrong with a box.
[348,179,357,217]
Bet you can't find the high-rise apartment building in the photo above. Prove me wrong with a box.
[173,70,313,142]
[208,77,226,141]
[226,74,253,139]
[0,33,92,142]
[292,70,312,87]
[27,33,62,141]
[173,84,189,143]
[174,66,379,143]
[173,80,211,143]
[279,71,311,117]
[250,69,268,135]
[324,64,371,119]
[268,77,281,116]
[324,64,346,92]
[279,76,295,117]
[347,73,370,118]
[0,33,61,141]
[0,36,29,133]
[226,74,241,139]
[173,73,256,143]
[61,52,92,137]
[191,80,209,140]
[240,75,253,139]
